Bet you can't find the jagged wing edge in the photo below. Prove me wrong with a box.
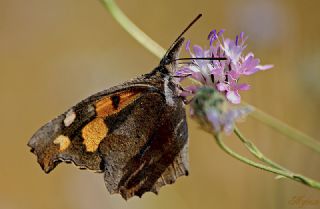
[151,141,189,194]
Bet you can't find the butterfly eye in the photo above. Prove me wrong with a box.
[95,91,142,118]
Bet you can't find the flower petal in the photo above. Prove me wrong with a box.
[243,67,260,75]
[236,83,250,91]
[206,109,222,132]
[226,90,241,104]
[223,106,253,133]
[193,45,204,57]
[223,120,234,134]
[175,68,192,76]
[257,64,274,70]
[179,85,199,97]
[217,29,225,36]
[185,40,191,52]
[208,29,217,40]
[228,69,241,80]
[216,82,229,91]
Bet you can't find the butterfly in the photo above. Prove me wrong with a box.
[27,15,204,200]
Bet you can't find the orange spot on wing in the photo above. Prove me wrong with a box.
[82,118,108,152]
[95,91,141,117]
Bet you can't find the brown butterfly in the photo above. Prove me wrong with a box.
[27,15,204,200]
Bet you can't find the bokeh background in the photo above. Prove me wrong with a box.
[1,0,320,209]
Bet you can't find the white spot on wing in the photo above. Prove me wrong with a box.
[64,109,76,127]
[87,105,95,113]
[164,76,174,106]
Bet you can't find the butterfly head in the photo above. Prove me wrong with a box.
[160,37,185,67]
[159,14,202,71]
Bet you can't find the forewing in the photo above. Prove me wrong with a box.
[27,84,158,173]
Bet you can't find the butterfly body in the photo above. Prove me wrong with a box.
[28,37,189,199]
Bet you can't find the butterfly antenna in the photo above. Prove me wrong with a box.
[170,14,202,51]
[161,14,202,65]
[175,57,227,61]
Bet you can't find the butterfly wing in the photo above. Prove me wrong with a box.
[28,71,188,199]
[28,81,159,172]
[100,80,188,199]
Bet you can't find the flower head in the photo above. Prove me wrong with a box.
[190,87,253,134]
[175,29,273,104]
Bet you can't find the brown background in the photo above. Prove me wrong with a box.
[1,0,320,209]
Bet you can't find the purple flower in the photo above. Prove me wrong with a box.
[216,76,250,104]
[175,29,273,104]
[229,53,273,80]
[221,38,246,64]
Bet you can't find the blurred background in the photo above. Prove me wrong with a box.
[1,0,320,209]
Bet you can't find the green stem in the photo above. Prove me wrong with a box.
[100,0,320,153]
[100,0,165,59]
[249,105,320,153]
[234,127,287,171]
[215,134,320,190]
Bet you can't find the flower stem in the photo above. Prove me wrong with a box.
[100,0,165,59]
[249,105,320,153]
[214,133,320,190]
[100,0,320,153]
[234,126,287,171]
